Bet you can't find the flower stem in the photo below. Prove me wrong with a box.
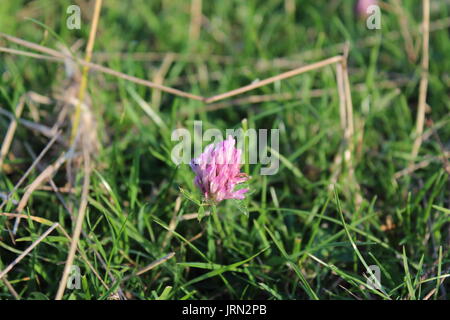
[211,205,226,238]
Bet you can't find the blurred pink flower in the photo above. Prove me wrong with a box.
[190,135,249,203]
[356,0,378,18]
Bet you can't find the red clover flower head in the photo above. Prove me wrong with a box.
[190,135,249,203]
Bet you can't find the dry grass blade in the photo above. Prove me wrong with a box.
[284,0,296,15]
[2,277,20,299]
[0,33,204,101]
[55,137,91,300]
[204,55,343,103]
[200,78,410,112]
[0,107,59,139]
[81,56,205,101]
[152,53,175,111]
[0,212,54,225]
[0,47,61,61]
[0,95,26,169]
[392,0,418,63]
[135,252,175,276]
[342,60,355,159]
[179,211,211,221]
[189,0,202,43]
[23,142,73,220]
[14,150,70,213]
[329,60,348,189]
[0,32,65,58]
[336,62,347,132]
[122,252,176,282]
[342,57,362,205]
[162,196,182,249]
[0,131,61,211]
[0,223,59,280]
[70,0,102,143]
[394,151,449,179]
[411,0,430,159]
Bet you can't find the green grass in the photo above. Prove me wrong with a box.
[0,0,449,300]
